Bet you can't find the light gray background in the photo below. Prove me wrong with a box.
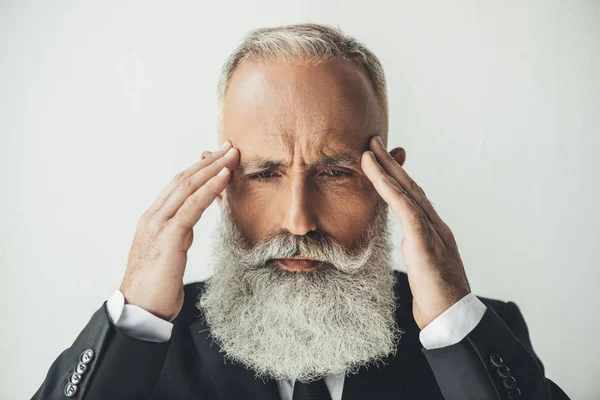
[1,1,598,399]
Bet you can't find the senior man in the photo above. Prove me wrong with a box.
[33,23,569,400]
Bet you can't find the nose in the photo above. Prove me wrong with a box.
[279,174,318,236]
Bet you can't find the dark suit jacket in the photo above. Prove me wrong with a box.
[32,270,570,399]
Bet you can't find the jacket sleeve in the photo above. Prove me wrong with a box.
[31,302,171,400]
[421,300,571,400]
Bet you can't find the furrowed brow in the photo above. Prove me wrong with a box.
[237,157,284,174]
[314,154,361,169]
[237,153,361,173]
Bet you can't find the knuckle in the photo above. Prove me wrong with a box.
[143,218,164,238]
[137,211,149,226]
[173,170,187,182]
[410,180,426,197]
[172,209,189,225]
[173,202,196,225]
[184,192,200,208]
[179,177,194,190]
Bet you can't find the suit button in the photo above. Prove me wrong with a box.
[75,362,88,374]
[489,353,504,367]
[497,365,511,378]
[507,387,522,400]
[502,376,517,389]
[80,349,94,364]
[69,372,82,384]
[64,383,78,397]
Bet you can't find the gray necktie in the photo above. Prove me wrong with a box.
[292,378,332,400]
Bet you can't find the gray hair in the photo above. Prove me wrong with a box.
[216,23,388,138]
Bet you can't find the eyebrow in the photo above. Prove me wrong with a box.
[237,153,361,174]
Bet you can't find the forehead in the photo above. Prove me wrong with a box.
[221,58,385,159]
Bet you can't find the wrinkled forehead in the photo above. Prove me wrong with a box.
[221,58,385,158]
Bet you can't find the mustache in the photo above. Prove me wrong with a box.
[218,194,389,274]
[246,230,356,269]
[222,219,383,276]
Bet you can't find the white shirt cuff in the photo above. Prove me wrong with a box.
[419,292,487,350]
[106,290,173,343]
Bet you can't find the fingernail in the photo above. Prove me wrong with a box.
[375,136,384,148]
[220,140,231,150]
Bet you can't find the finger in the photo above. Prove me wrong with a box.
[361,151,431,245]
[369,136,448,234]
[158,146,239,221]
[147,141,231,214]
[170,166,232,230]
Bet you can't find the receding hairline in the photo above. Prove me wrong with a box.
[215,23,389,144]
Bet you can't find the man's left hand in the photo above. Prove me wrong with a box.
[361,135,472,330]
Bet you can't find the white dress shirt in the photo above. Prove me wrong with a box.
[106,289,486,400]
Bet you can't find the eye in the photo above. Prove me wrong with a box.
[248,169,352,183]
[322,170,352,179]
[249,171,278,182]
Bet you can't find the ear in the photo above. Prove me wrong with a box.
[389,147,406,167]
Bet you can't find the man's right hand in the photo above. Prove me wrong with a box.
[119,140,238,322]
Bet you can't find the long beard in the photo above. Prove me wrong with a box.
[197,196,401,382]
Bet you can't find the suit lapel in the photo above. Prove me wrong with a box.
[341,274,422,400]
[189,270,420,400]
[189,317,281,400]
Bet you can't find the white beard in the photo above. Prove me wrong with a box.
[197,195,401,383]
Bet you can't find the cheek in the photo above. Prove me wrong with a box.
[316,178,379,232]
[225,182,273,242]
[318,191,377,249]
